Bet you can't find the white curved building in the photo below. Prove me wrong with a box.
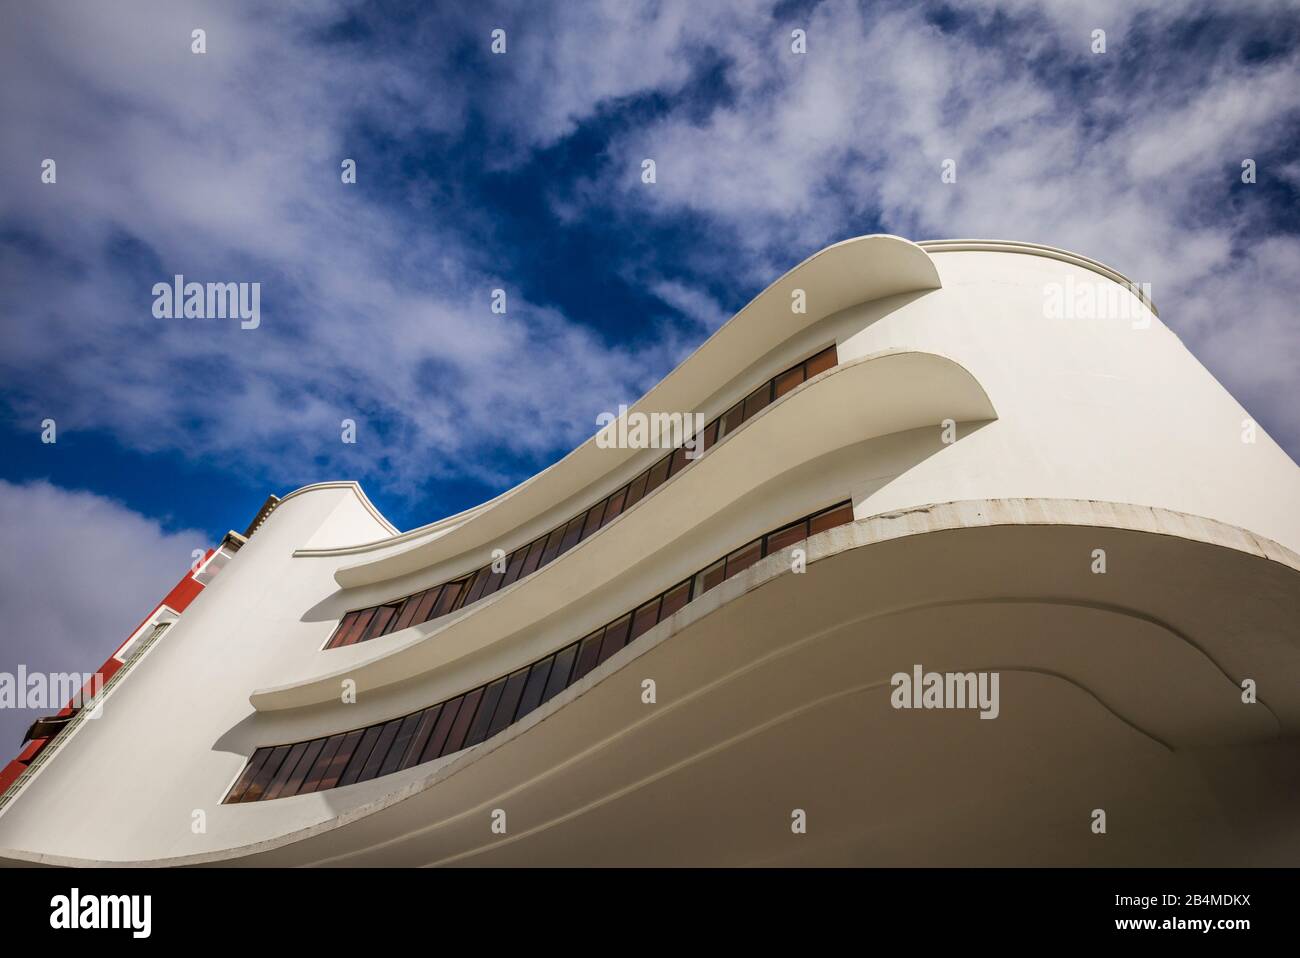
[2,236,1297,867]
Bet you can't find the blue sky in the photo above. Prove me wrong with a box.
[1,0,1298,746]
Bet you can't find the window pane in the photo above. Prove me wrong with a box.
[556,514,586,557]
[773,364,805,399]
[718,401,744,439]
[225,747,272,803]
[668,444,690,477]
[462,566,492,607]
[463,679,506,748]
[327,612,360,650]
[622,471,650,510]
[500,548,528,588]
[571,630,605,683]
[538,526,566,567]
[643,455,671,496]
[809,501,853,535]
[442,687,484,755]
[281,738,327,798]
[725,539,762,580]
[362,603,401,640]
[659,580,692,620]
[542,643,580,703]
[579,501,606,541]
[432,579,464,617]
[479,559,508,599]
[804,344,837,378]
[355,719,403,784]
[299,734,346,794]
[241,745,291,802]
[742,381,772,421]
[695,558,725,596]
[420,696,464,763]
[519,536,547,578]
[699,418,719,455]
[488,668,531,737]
[597,614,632,665]
[338,608,375,647]
[380,713,424,777]
[392,592,427,632]
[515,657,554,722]
[600,487,628,526]
[265,741,310,801]
[628,598,662,644]
[411,586,443,624]
[395,707,441,774]
[337,725,384,787]
[765,519,808,554]
[319,729,365,790]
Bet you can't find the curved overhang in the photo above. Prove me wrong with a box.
[314,234,942,586]
[250,348,996,711]
[7,498,1298,867]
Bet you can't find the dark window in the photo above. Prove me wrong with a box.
[623,470,650,510]
[242,745,291,802]
[718,401,744,439]
[668,444,690,477]
[538,527,566,568]
[515,657,554,722]
[724,540,762,580]
[699,418,719,455]
[742,381,772,421]
[462,565,492,607]
[399,705,442,770]
[500,548,528,588]
[695,558,726,596]
[643,455,671,496]
[264,741,310,801]
[327,612,361,650]
[571,630,605,683]
[809,501,853,535]
[542,643,580,703]
[337,725,384,787]
[411,586,443,624]
[556,514,586,556]
[600,487,628,526]
[281,738,327,797]
[442,687,484,755]
[804,344,837,378]
[225,747,272,803]
[392,591,427,632]
[659,579,692,620]
[380,713,424,777]
[420,697,464,763]
[299,734,346,794]
[519,536,547,578]
[463,680,506,748]
[773,364,805,399]
[479,557,509,599]
[355,719,403,784]
[628,598,661,644]
[432,579,464,617]
[488,669,530,737]
[338,608,375,648]
[766,519,809,554]
[579,501,606,541]
[597,614,632,665]
[319,729,365,790]
[363,603,401,640]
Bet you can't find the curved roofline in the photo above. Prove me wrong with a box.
[276,236,1158,569]
[917,238,1159,316]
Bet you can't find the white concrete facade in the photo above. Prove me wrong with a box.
[2,236,1297,866]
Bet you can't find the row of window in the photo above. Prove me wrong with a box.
[225,499,855,803]
[325,344,839,650]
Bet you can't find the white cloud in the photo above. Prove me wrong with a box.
[0,480,207,749]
